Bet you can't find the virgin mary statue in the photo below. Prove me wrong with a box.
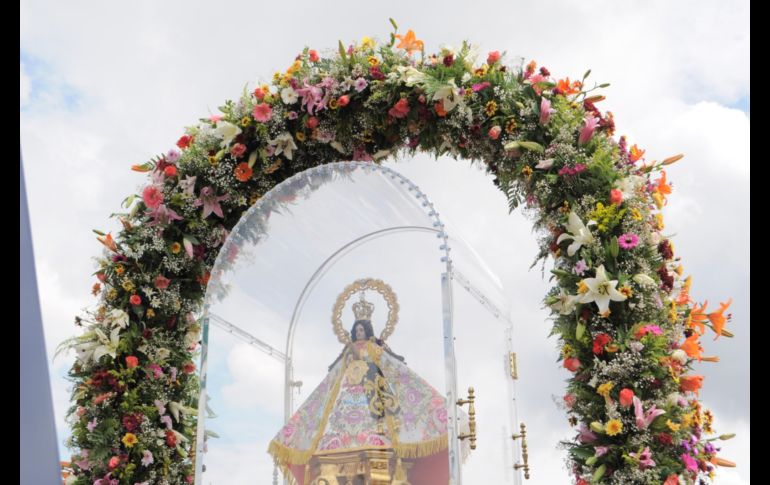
[268,279,467,485]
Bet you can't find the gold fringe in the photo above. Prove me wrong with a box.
[267,439,314,466]
[393,434,448,459]
[268,344,448,472]
[268,348,348,467]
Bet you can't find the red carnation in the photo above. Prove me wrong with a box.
[165,429,177,447]
[176,134,193,149]
[592,333,612,354]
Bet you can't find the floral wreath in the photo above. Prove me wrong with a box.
[56,19,736,485]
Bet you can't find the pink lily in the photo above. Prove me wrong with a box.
[633,396,665,430]
[146,204,183,226]
[579,115,600,145]
[578,423,598,443]
[630,447,656,469]
[194,186,229,219]
[540,97,554,125]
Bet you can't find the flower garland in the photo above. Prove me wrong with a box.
[57,20,736,484]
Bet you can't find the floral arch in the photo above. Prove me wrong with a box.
[58,22,735,485]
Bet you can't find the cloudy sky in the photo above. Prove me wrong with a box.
[21,0,749,483]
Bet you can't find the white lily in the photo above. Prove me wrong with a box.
[578,265,627,317]
[395,66,427,87]
[184,323,201,349]
[268,133,298,160]
[168,401,198,422]
[550,288,579,315]
[633,273,657,287]
[613,175,646,199]
[71,326,122,365]
[432,79,463,112]
[103,308,129,329]
[556,211,597,257]
[212,121,242,149]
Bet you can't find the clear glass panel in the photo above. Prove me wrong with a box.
[195,161,514,485]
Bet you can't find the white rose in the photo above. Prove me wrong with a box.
[671,349,688,364]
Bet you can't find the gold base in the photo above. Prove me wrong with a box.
[308,447,413,485]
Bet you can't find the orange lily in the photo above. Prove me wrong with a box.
[680,334,703,360]
[629,144,645,162]
[690,298,734,339]
[680,334,719,362]
[97,233,118,253]
[556,78,582,96]
[708,298,733,339]
[395,30,424,56]
[688,301,709,335]
[653,170,673,204]
[676,276,693,305]
[679,375,704,395]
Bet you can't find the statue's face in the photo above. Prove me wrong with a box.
[355,324,366,341]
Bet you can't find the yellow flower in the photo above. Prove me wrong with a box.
[146,308,156,319]
[666,419,681,432]
[240,116,251,127]
[668,365,680,383]
[122,433,138,448]
[272,72,281,83]
[361,36,376,50]
[597,382,614,399]
[107,288,118,301]
[367,56,380,67]
[115,264,125,276]
[505,118,517,133]
[121,280,135,292]
[668,300,679,323]
[652,192,664,209]
[485,100,498,117]
[631,208,643,221]
[561,344,574,358]
[474,64,489,77]
[522,166,533,178]
[605,419,623,436]
[619,286,633,298]
[681,412,695,428]
[655,213,665,230]
[295,132,306,142]
[170,242,182,254]
[328,98,339,110]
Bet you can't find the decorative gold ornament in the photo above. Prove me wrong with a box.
[332,278,399,344]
